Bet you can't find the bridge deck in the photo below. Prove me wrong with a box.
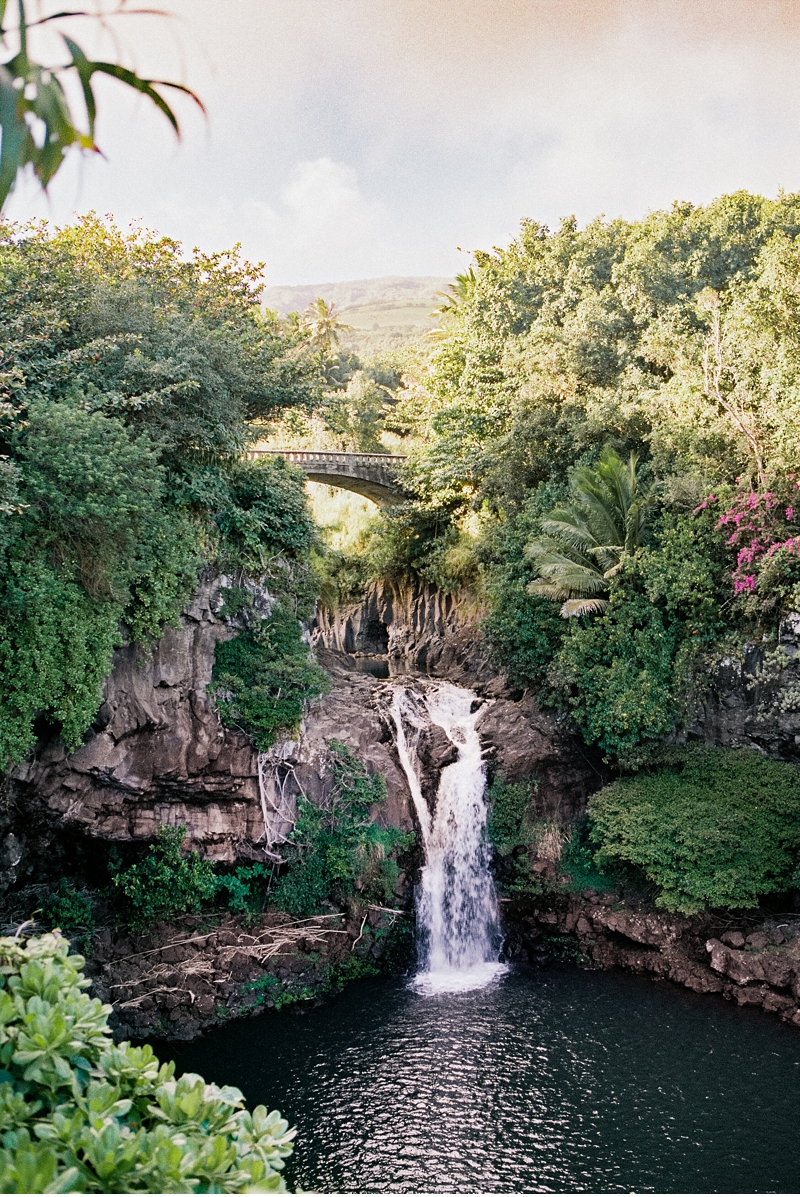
[246,449,407,503]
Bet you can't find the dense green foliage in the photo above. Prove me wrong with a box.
[212,604,330,751]
[40,882,95,947]
[0,216,322,766]
[589,747,800,913]
[273,742,414,917]
[109,827,219,932]
[0,932,294,1192]
[486,776,540,858]
[558,820,619,894]
[331,191,800,767]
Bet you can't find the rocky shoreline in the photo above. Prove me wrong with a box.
[88,888,800,1042]
[84,901,409,1042]
[510,890,800,1026]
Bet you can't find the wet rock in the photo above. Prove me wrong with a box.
[476,695,604,823]
[508,895,800,1028]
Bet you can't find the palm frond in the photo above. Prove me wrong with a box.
[524,444,655,619]
[560,597,610,618]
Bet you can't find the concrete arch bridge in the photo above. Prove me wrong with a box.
[246,449,407,504]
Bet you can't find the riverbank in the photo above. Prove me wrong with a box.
[509,889,800,1026]
[81,902,410,1042]
[82,886,800,1041]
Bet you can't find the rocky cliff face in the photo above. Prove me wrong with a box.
[6,575,264,880]
[4,580,424,887]
[314,578,498,690]
[685,614,800,760]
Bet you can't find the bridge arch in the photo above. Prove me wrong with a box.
[246,449,407,504]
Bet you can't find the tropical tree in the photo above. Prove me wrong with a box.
[301,297,351,353]
[526,447,656,616]
[434,267,476,317]
[0,1,204,207]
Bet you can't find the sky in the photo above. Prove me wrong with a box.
[7,0,800,285]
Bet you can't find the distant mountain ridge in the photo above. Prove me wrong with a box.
[262,275,452,316]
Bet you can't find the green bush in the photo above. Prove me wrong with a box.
[212,604,330,751]
[0,931,294,1192]
[486,775,539,856]
[40,882,95,950]
[558,819,618,893]
[479,484,571,691]
[589,747,800,913]
[273,742,413,916]
[109,826,217,931]
[550,509,726,769]
[214,864,274,917]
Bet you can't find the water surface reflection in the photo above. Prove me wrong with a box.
[167,966,800,1193]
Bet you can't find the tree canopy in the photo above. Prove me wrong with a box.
[326,190,800,768]
[0,215,324,766]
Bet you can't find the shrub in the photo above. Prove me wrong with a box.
[40,881,95,950]
[589,746,800,913]
[550,510,726,769]
[109,826,217,931]
[558,818,618,893]
[272,741,413,916]
[486,775,539,857]
[214,864,274,917]
[712,476,800,621]
[0,931,294,1192]
[552,590,681,769]
[211,604,330,751]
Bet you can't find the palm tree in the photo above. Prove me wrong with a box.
[526,447,656,617]
[301,298,352,353]
[433,267,476,317]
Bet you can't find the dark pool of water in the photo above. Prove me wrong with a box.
[350,656,391,678]
[164,965,800,1193]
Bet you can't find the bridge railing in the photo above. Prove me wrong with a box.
[245,449,407,466]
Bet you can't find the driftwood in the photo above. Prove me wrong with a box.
[107,913,349,1011]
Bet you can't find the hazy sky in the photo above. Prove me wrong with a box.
[7,0,800,284]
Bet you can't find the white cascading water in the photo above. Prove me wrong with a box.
[390,680,507,995]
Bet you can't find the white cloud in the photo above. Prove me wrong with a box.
[245,158,395,284]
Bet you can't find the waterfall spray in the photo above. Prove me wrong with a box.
[391,681,507,995]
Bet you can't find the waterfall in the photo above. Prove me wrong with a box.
[390,680,507,995]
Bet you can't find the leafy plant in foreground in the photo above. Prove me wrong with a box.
[0,931,294,1192]
[0,2,204,208]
